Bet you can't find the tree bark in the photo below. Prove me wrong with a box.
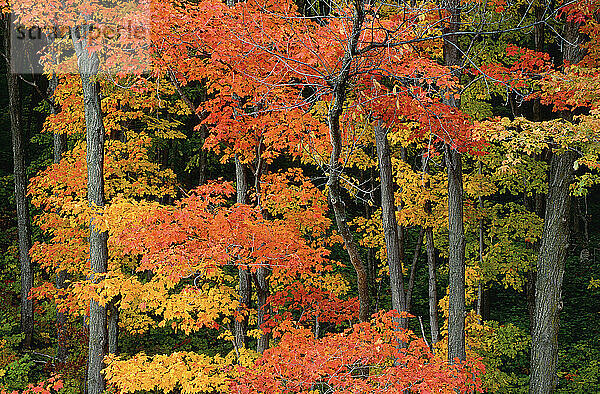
[5,21,34,350]
[326,0,370,322]
[71,24,108,394]
[529,150,575,393]
[107,303,118,355]
[442,0,466,362]
[425,228,440,345]
[253,149,271,353]
[374,123,407,326]
[49,73,70,362]
[445,146,466,362]
[234,155,251,350]
[530,20,581,394]
[255,267,270,353]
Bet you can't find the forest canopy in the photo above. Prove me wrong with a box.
[1,0,600,392]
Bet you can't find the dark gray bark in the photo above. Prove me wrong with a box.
[530,20,581,394]
[476,161,485,320]
[442,0,465,362]
[255,267,270,353]
[107,303,118,355]
[326,0,370,322]
[445,147,466,362]
[234,155,251,350]
[425,228,440,345]
[374,123,407,325]
[5,24,34,349]
[530,150,576,393]
[71,25,108,394]
[252,150,270,353]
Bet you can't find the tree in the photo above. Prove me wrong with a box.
[530,17,584,394]
[374,122,407,327]
[3,15,34,350]
[69,23,109,393]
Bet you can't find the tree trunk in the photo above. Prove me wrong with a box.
[442,0,465,362]
[374,123,407,326]
[406,228,424,313]
[71,24,108,394]
[530,20,581,394]
[5,24,34,350]
[107,303,119,355]
[476,161,485,321]
[234,155,251,350]
[49,73,70,362]
[530,150,576,393]
[446,147,466,362]
[253,150,271,354]
[326,0,370,322]
[426,227,440,345]
[255,267,270,353]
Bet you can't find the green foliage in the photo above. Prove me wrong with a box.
[475,321,530,393]
[557,341,600,393]
[0,354,36,391]
[479,203,543,290]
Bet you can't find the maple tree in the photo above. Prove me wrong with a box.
[2,0,600,392]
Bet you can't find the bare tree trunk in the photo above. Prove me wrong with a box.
[425,227,440,345]
[326,0,370,322]
[374,123,407,326]
[234,155,251,350]
[530,20,581,394]
[530,150,575,393]
[253,150,271,354]
[255,267,269,353]
[442,0,466,362]
[49,73,70,362]
[71,24,108,394]
[4,22,34,349]
[406,229,424,313]
[445,146,466,362]
[476,161,485,320]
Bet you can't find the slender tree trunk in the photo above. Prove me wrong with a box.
[442,0,466,362]
[50,73,70,362]
[253,151,271,353]
[530,20,581,394]
[445,147,466,362]
[326,0,370,322]
[405,228,424,313]
[476,161,485,320]
[5,23,34,350]
[426,227,440,345]
[255,267,270,353]
[374,123,407,326]
[234,156,251,350]
[72,25,108,394]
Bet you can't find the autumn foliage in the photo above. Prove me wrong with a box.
[3,0,600,391]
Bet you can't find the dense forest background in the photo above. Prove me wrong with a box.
[1,0,600,392]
